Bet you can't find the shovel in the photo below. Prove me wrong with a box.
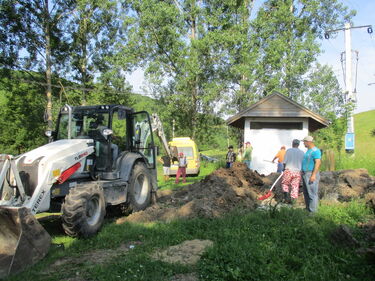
[257,171,284,201]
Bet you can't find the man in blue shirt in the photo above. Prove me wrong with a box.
[301,136,321,213]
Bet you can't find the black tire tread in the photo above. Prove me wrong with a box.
[62,183,106,238]
[128,162,152,212]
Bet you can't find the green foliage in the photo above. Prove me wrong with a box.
[66,0,127,103]
[0,0,360,160]
[335,154,375,176]
[0,72,46,154]
[251,0,354,97]
[223,0,355,115]
[314,115,346,152]
[318,200,372,226]
[300,64,346,118]
[122,0,234,139]
[0,0,73,71]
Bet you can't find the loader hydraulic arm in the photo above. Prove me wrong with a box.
[0,155,27,203]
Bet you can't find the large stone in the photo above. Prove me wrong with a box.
[338,184,361,201]
[338,169,372,189]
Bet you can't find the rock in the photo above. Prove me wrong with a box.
[338,184,362,201]
[330,225,360,248]
[338,169,372,189]
[319,171,338,199]
[151,239,214,265]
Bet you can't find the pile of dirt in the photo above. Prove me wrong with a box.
[319,169,375,208]
[116,165,375,225]
[117,163,264,224]
[260,168,375,207]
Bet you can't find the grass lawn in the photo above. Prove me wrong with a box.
[334,110,375,175]
[8,201,374,281]
[354,110,375,159]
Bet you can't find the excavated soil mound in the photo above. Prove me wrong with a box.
[116,165,375,225]
[116,163,264,224]
[319,169,375,208]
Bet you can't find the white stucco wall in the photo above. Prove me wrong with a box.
[244,117,309,175]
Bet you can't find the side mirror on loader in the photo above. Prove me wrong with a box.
[102,128,113,140]
[45,130,55,138]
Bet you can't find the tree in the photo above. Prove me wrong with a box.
[66,0,127,104]
[0,72,46,154]
[229,0,355,108]
[0,0,75,130]
[300,63,345,118]
[123,0,235,139]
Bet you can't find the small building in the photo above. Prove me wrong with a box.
[227,92,329,175]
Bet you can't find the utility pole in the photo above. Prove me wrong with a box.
[325,23,373,154]
[344,23,354,135]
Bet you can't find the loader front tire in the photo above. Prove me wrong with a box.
[62,183,106,238]
[128,162,152,211]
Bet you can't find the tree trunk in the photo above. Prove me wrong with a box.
[81,17,88,105]
[190,1,198,139]
[44,0,53,131]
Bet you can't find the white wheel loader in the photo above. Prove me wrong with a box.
[0,104,157,278]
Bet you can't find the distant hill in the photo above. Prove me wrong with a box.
[131,93,160,113]
[354,110,375,157]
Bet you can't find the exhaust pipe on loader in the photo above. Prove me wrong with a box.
[0,207,51,279]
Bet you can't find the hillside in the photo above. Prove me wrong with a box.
[354,110,375,158]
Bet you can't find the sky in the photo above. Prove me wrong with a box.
[318,0,375,113]
[126,0,375,114]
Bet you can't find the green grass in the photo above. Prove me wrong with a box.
[323,110,375,175]
[354,110,375,159]
[335,110,375,175]
[335,154,375,176]
[7,201,374,281]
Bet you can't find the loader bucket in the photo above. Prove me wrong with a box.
[0,207,51,279]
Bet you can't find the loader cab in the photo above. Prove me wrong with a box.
[54,105,156,179]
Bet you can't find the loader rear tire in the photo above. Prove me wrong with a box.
[128,162,152,211]
[62,183,106,238]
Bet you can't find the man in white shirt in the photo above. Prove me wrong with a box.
[281,139,305,205]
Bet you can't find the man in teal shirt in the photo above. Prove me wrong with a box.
[301,136,321,213]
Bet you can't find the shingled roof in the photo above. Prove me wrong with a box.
[227,92,329,132]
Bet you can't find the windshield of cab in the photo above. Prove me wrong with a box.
[57,111,110,140]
